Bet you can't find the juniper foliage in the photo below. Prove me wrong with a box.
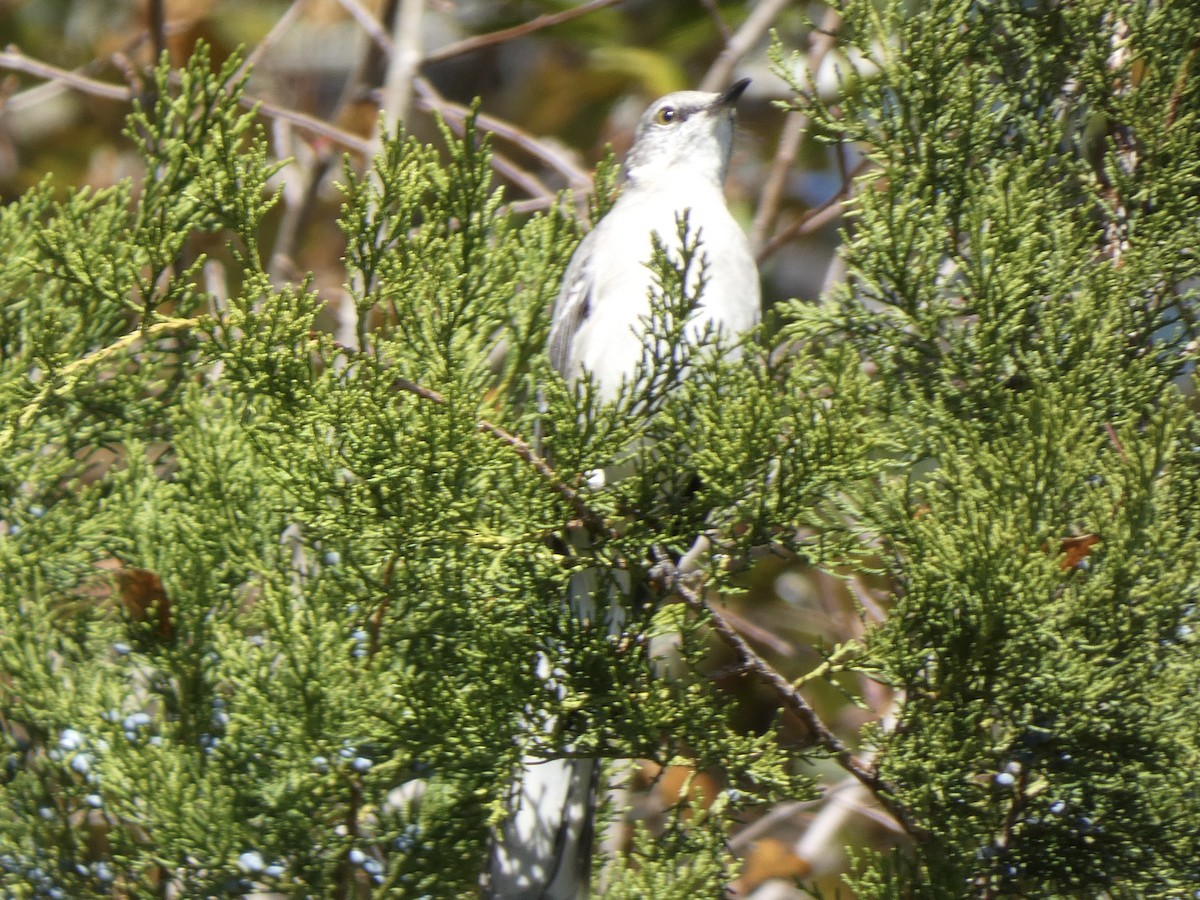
[0,47,835,898]
[0,0,1197,894]
[782,0,1200,894]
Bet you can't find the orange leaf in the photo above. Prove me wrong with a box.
[738,838,811,892]
[1059,534,1100,571]
[116,569,175,641]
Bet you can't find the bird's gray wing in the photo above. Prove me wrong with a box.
[547,230,599,377]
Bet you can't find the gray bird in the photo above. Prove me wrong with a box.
[488,79,761,900]
[549,78,761,399]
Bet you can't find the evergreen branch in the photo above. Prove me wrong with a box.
[791,640,864,689]
[666,562,924,840]
[389,376,608,534]
[10,316,200,439]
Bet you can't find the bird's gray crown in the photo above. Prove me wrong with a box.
[622,78,750,189]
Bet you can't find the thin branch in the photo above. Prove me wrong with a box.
[1163,43,1198,130]
[235,0,308,82]
[2,22,194,113]
[413,75,588,193]
[668,567,924,839]
[789,697,903,879]
[241,93,371,154]
[711,602,797,657]
[1104,422,1129,461]
[755,157,870,262]
[756,184,848,262]
[476,420,609,535]
[749,8,842,253]
[425,0,626,65]
[375,0,425,140]
[1,40,581,200]
[149,0,167,62]
[423,84,556,200]
[268,147,338,282]
[336,0,395,53]
[699,0,791,93]
[0,47,132,103]
[699,0,733,44]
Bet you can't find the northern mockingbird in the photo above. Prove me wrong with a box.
[549,78,761,399]
[488,79,761,900]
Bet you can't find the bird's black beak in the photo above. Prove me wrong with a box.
[715,77,751,108]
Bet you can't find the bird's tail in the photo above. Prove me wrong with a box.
[488,547,628,899]
[487,754,597,899]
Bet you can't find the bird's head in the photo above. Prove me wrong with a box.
[622,78,750,189]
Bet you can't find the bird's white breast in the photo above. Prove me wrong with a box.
[566,177,760,399]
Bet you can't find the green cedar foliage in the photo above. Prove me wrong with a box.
[781,0,1200,895]
[2,0,1198,893]
[0,46,837,898]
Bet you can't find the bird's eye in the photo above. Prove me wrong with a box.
[654,106,678,125]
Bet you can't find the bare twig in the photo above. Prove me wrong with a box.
[699,0,791,93]
[678,577,859,770]
[755,157,869,262]
[699,0,733,44]
[2,25,585,200]
[1164,43,1198,130]
[424,85,556,200]
[500,196,565,216]
[802,699,900,863]
[0,47,131,103]
[414,76,588,193]
[2,21,194,113]
[749,8,842,253]
[0,41,370,163]
[149,0,167,62]
[386,376,608,534]
[425,0,626,64]
[241,93,371,154]
[1104,422,1129,461]
[236,0,308,81]
[670,569,922,838]
[376,0,426,137]
[711,602,796,656]
[336,0,395,53]
[269,147,338,283]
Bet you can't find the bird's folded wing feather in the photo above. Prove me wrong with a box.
[547,230,598,377]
